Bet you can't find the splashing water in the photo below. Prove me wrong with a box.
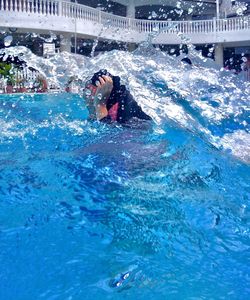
[3,35,13,47]
[0,46,249,299]
[1,45,249,160]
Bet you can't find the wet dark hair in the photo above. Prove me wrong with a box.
[90,69,121,90]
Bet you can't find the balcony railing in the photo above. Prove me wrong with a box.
[0,0,250,35]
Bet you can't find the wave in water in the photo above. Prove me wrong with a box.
[0,46,249,163]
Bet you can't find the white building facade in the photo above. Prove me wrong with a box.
[0,0,249,69]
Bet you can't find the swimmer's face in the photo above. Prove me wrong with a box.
[83,83,98,119]
[83,83,97,99]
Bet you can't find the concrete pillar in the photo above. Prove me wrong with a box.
[214,43,224,67]
[220,0,232,18]
[216,0,220,18]
[126,0,135,19]
[60,33,71,53]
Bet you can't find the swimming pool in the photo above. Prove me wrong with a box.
[0,49,249,299]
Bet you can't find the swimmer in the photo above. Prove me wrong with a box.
[83,69,151,123]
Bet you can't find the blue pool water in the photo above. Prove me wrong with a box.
[0,49,250,300]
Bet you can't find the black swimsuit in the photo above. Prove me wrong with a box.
[101,80,151,123]
[90,70,151,124]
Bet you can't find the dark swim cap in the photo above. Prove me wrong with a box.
[90,69,121,89]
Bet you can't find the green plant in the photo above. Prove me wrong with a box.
[0,62,15,85]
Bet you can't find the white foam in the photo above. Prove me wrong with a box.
[219,130,250,163]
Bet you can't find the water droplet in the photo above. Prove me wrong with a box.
[209,47,214,53]
[176,1,181,9]
[151,11,158,18]
[85,89,91,97]
[4,35,13,47]
[236,8,244,16]
[123,272,129,280]
[97,93,102,100]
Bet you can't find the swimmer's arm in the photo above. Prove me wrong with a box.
[95,104,108,120]
[94,75,113,120]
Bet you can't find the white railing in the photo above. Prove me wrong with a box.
[0,0,250,35]
[0,0,59,15]
[13,68,39,87]
[0,67,60,93]
[61,1,100,22]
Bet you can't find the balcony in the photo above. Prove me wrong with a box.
[0,0,250,45]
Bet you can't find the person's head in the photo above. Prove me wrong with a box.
[83,69,114,119]
[84,69,112,97]
[90,69,112,86]
[83,81,99,119]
